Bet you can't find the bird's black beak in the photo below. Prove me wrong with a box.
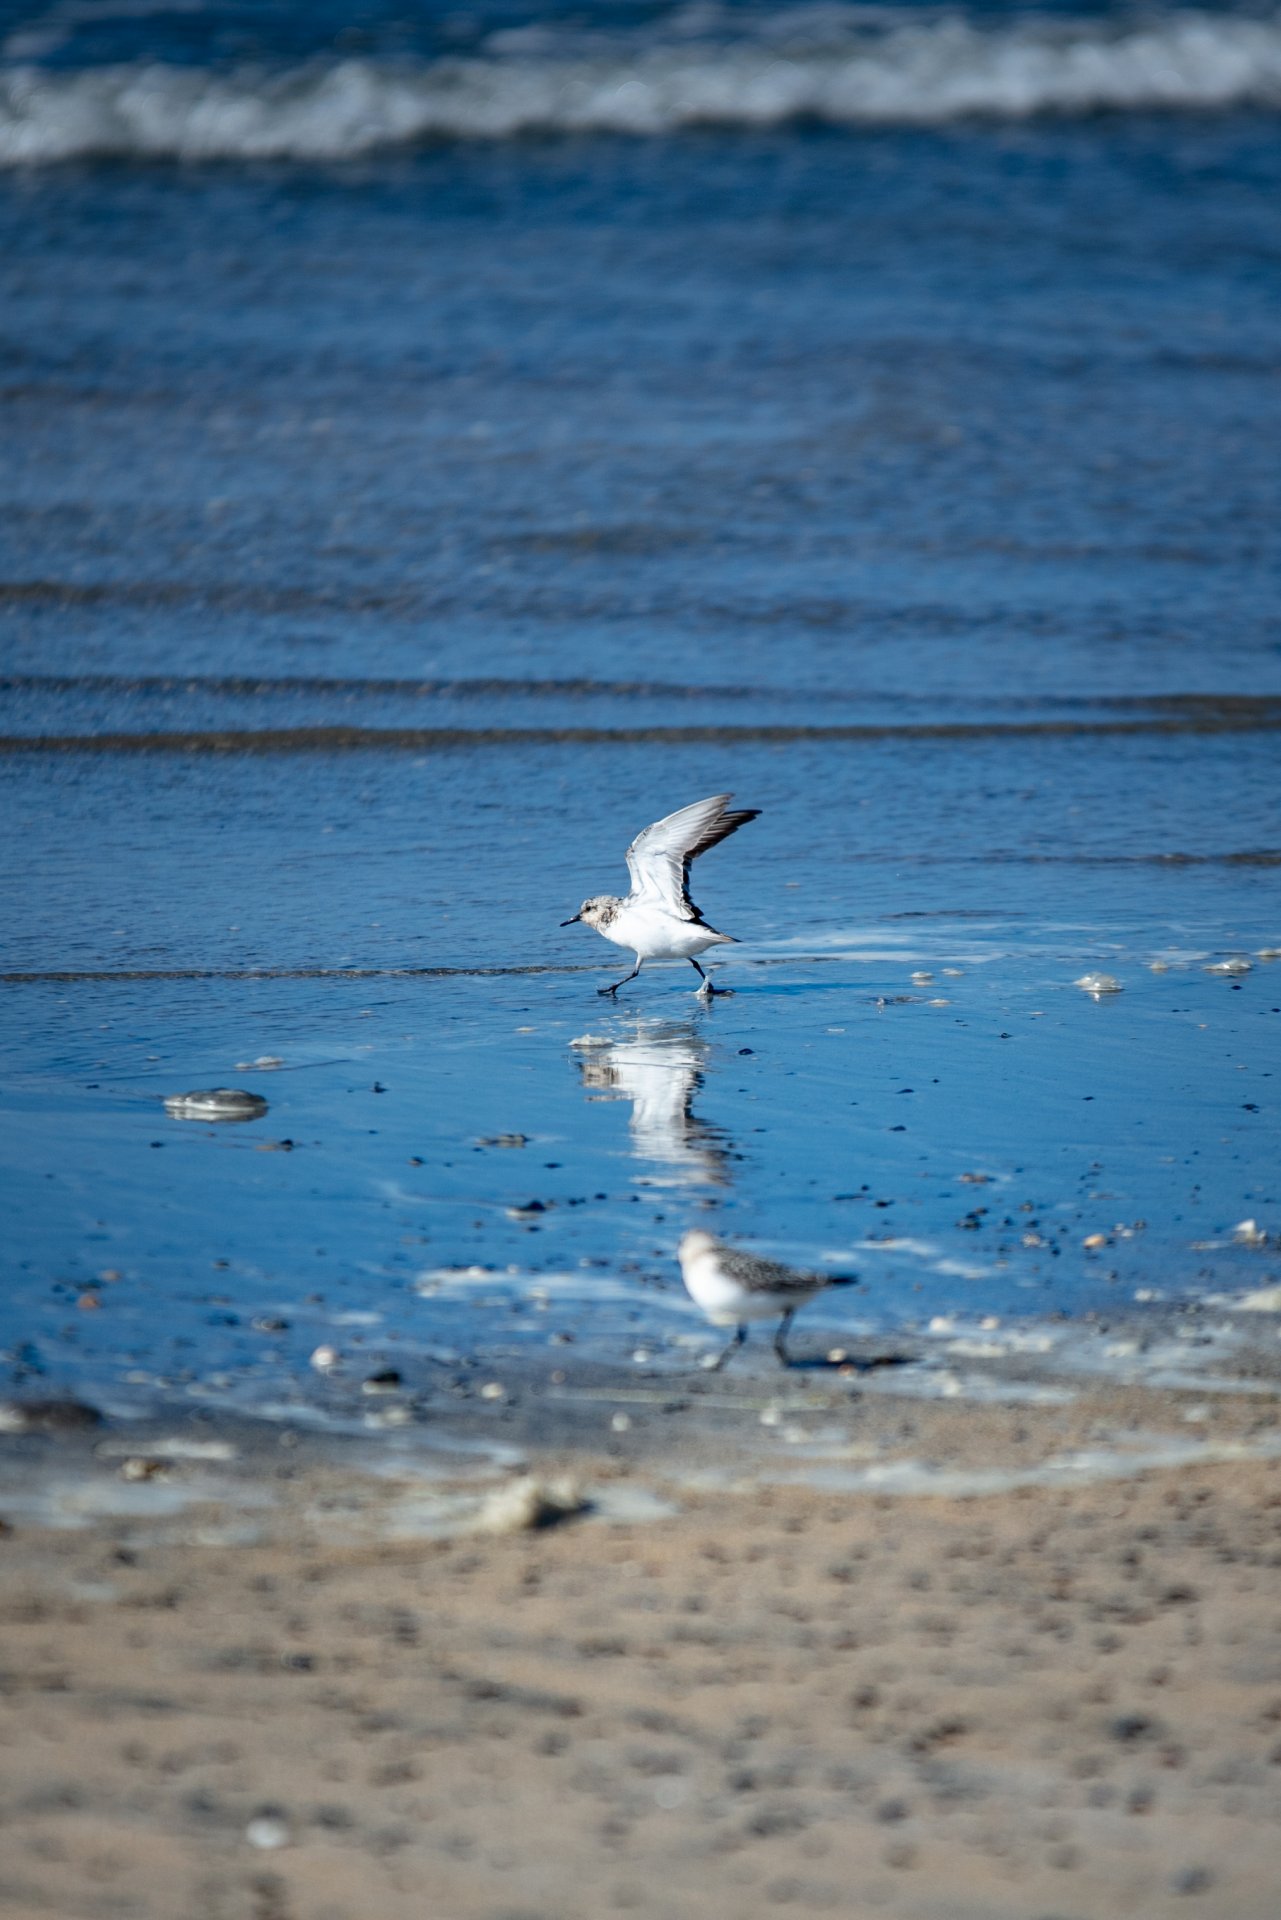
[560,913,581,927]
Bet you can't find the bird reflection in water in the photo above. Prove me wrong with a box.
[572,1019,731,1187]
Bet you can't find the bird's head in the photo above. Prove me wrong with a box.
[678,1229,718,1262]
[561,895,617,930]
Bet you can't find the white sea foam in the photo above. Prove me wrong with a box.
[756,1429,1281,1498]
[2,8,1279,164]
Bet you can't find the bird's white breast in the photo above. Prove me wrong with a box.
[681,1250,791,1325]
[607,901,721,959]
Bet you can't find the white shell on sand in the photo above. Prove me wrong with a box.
[1232,1220,1269,1249]
[1234,1287,1281,1313]
[1074,972,1122,996]
[164,1088,268,1122]
[475,1475,585,1534]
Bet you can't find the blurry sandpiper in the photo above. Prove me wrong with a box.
[561,792,759,997]
[678,1229,859,1369]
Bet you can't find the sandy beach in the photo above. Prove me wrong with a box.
[3,1359,1280,1920]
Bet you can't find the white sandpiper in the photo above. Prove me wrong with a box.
[678,1229,860,1369]
[561,792,760,997]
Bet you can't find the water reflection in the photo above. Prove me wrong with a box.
[572,1018,730,1186]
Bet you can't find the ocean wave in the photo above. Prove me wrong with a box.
[2,8,1280,161]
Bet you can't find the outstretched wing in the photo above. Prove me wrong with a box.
[625,793,760,923]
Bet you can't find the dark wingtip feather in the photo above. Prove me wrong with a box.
[687,805,762,863]
[678,799,760,919]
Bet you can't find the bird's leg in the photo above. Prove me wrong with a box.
[689,957,715,997]
[773,1309,796,1368]
[599,956,643,997]
[708,1324,747,1372]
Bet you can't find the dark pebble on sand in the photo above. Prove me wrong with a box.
[0,1397,103,1433]
[361,1369,403,1394]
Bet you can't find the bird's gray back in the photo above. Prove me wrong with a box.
[718,1246,824,1294]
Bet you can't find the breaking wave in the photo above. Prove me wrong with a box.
[1,7,1280,162]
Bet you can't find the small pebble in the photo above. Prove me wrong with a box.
[1083,1233,1109,1250]
[610,1412,631,1432]
[361,1369,402,1395]
[120,1457,168,1482]
[245,1815,290,1851]
[480,1381,505,1400]
[369,1403,413,1427]
[310,1345,340,1372]
[1172,1866,1214,1896]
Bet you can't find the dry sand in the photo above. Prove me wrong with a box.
[2,1377,1281,1920]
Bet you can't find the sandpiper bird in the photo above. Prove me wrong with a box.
[678,1229,859,1369]
[561,792,760,997]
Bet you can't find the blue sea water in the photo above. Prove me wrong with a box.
[1,0,1279,1413]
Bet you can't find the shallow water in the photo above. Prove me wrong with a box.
[2,24,1279,1413]
[3,733,1278,1408]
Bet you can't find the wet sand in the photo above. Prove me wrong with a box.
[3,1368,1280,1920]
